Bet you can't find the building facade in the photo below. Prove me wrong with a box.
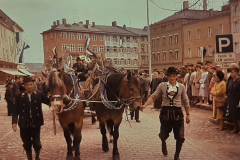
[0,9,30,84]
[230,0,240,61]
[42,20,146,73]
[183,9,231,65]
[150,1,230,71]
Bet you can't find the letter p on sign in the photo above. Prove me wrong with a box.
[216,34,233,53]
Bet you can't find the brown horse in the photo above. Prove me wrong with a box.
[44,70,84,160]
[92,72,142,160]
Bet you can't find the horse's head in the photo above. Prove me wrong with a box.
[45,70,70,113]
[92,63,102,78]
[119,72,142,111]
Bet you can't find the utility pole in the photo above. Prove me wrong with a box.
[147,0,152,81]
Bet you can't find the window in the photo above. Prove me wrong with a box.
[112,36,117,41]
[233,21,239,33]
[99,35,104,41]
[157,53,160,61]
[187,31,191,41]
[169,51,174,60]
[208,26,212,37]
[175,51,179,59]
[197,29,201,39]
[62,44,68,51]
[134,60,137,65]
[152,39,155,48]
[175,35,178,44]
[208,45,213,56]
[69,33,75,39]
[100,46,104,53]
[120,59,124,65]
[46,45,48,52]
[152,53,156,61]
[219,24,224,34]
[120,48,123,53]
[169,36,173,44]
[50,33,53,39]
[113,47,117,53]
[235,42,240,53]
[78,45,83,52]
[77,33,82,40]
[141,45,145,52]
[93,34,97,41]
[197,47,201,57]
[45,34,47,40]
[106,36,110,41]
[126,37,130,42]
[70,44,75,52]
[93,45,98,52]
[163,37,166,46]
[106,46,110,52]
[188,48,192,58]
[133,37,137,43]
[156,38,160,47]
[113,59,118,65]
[127,47,130,53]
[84,34,89,40]
[141,37,145,41]
[127,59,130,65]
[61,32,67,39]
[163,52,166,61]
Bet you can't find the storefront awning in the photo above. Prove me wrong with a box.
[18,69,34,76]
[0,69,26,76]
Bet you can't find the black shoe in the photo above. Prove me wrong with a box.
[174,155,180,160]
[136,119,140,123]
[162,142,168,156]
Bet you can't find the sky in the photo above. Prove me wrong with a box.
[0,0,229,63]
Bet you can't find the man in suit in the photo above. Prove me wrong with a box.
[12,76,50,160]
[150,71,162,110]
[73,57,88,81]
[160,70,168,82]
[5,82,15,116]
[13,77,20,95]
[140,74,151,104]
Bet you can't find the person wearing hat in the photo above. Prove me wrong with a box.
[13,77,20,95]
[205,60,212,67]
[12,76,50,160]
[5,82,15,116]
[73,56,88,81]
[142,67,190,160]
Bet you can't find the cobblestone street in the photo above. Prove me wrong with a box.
[0,86,240,160]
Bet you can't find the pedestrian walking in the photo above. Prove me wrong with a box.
[5,82,15,116]
[12,76,50,160]
[150,71,163,110]
[198,66,209,105]
[140,74,150,104]
[142,67,190,160]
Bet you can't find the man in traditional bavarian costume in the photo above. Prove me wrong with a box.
[12,76,50,160]
[143,67,190,160]
[73,56,88,81]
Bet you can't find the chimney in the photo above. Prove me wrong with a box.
[57,20,60,26]
[79,21,83,24]
[183,1,189,10]
[53,21,56,26]
[203,0,207,10]
[62,18,67,25]
[92,22,95,27]
[123,24,126,29]
[209,9,214,17]
[112,21,117,27]
[86,20,89,26]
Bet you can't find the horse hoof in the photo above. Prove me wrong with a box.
[74,157,81,160]
[112,154,120,160]
[66,154,73,160]
[102,145,109,152]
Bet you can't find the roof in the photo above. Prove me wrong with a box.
[122,27,148,36]
[25,63,45,73]
[151,9,229,26]
[0,69,26,76]
[42,23,139,36]
[18,69,34,76]
[0,9,23,32]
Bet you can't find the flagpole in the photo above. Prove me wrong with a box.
[147,0,152,81]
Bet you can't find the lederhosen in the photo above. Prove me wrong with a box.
[159,84,185,143]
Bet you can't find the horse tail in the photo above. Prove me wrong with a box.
[68,123,75,135]
[106,120,114,135]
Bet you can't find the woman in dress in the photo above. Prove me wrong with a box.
[198,66,209,105]
[210,71,226,131]
[226,67,240,134]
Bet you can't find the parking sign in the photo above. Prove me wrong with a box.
[216,34,233,53]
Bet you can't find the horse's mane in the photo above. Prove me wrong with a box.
[106,73,126,100]
[45,71,73,95]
